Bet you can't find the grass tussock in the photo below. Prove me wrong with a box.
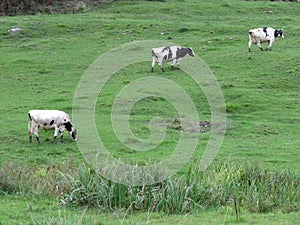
[0,162,74,196]
[2,161,298,215]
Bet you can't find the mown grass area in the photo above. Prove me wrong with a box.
[0,0,300,224]
[2,194,299,225]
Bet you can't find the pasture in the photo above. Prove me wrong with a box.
[0,0,300,224]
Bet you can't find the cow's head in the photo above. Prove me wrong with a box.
[64,121,77,141]
[187,48,195,57]
[70,129,77,141]
[275,29,284,38]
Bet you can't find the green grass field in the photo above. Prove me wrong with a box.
[1,0,300,224]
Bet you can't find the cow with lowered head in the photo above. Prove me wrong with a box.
[151,46,195,72]
[28,110,77,144]
[248,27,284,52]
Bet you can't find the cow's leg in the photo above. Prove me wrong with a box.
[171,59,175,69]
[176,60,180,69]
[52,136,57,144]
[158,60,165,72]
[32,126,40,144]
[36,136,41,145]
[52,126,59,144]
[28,114,33,143]
[256,41,263,51]
[28,121,32,143]
[151,59,155,72]
[266,40,272,51]
[248,38,252,52]
[29,127,32,143]
[60,131,64,143]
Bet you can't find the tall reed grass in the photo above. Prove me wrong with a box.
[59,161,300,214]
[1,160,299,216]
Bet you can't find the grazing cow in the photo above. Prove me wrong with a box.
[151,45,195,72]
[8,27,22,33]
[28,110,77,144]
[248,27,284,52]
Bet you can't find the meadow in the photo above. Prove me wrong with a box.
[0,0,300,224]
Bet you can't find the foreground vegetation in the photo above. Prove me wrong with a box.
[1,161,299,223]
[1,0,300,223]
[2,161,299,214]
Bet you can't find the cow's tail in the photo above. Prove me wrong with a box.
[28,112,32,134]
[151,49,158,59]
[248,30,254,38]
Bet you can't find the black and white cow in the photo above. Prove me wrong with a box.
[248,27,284,52]
[151,46,195,72]
[28,110,77,144]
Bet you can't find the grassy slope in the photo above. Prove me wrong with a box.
[0,0,300,223]
[1,0,299,171]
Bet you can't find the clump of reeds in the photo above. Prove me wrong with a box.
[1,160,299,218]
[59,160,300,216]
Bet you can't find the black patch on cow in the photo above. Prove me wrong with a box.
[71,130,76,140]
[263,27,269,37]
[163,46,172,60]
[275,29,283,38]
[176,47,192,59]
[64,121,73,132]
[28,113,32,121]
[44,123,47,126]
[50,120,54,125]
